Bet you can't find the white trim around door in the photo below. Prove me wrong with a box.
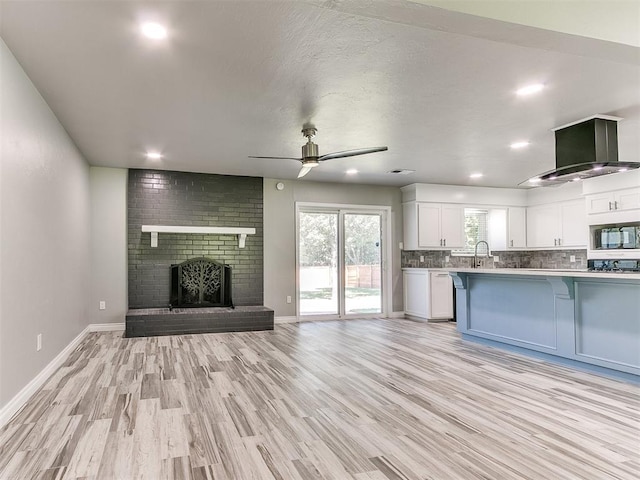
[295,202,393,320]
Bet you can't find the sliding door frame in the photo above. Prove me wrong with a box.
[295,202,392,320]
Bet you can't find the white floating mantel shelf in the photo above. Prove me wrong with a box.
[141,225,256,248]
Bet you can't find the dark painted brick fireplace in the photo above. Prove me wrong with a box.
[127,169,264,309]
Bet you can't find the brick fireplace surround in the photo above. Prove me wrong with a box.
[126,169,273,336]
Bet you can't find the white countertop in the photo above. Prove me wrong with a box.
[402,267,640,280]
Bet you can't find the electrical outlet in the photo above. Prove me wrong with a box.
[419,255,424,262]
[399,242,404,250]
[99,301,106,310]
[286,296,292,304]
[570,255,576,263]
[445,255,450,263]
[37,334,42,351]
[493,255,500,263]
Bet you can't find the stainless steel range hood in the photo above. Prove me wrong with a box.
[521,115,640,186]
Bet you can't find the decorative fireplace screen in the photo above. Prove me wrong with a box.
[170,257,233,308]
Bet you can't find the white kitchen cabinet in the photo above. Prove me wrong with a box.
[559,200,587,247]
[526,200,587,248]
[417,203,441,248]
[507,207,526,248]
[439,205,465,248]
[403,202,464,249]
[403,269,453,321]
[417,203,464,248]
[586,188,640,214]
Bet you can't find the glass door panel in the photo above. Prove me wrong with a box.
[344,213,382,315]
[299,211,339,315]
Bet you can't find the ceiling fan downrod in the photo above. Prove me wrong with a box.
[301,126,319,159]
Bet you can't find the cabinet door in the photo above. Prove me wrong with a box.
[616,188,640,211]
[417,203,441,248]
[507,207,526,248]
[440,205,464,248]
[403,271,427,318]
[560,200,587,247]
[586,193,614,214]
[428,272,453,319]
[527,205,560,247]
[402,202,419,250]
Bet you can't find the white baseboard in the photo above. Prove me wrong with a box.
[0,321,125,429]
[88,322,125,332]
[388,311,406,318]
[274,316,298,324]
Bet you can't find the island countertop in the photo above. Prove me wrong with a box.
[402,267,640,280]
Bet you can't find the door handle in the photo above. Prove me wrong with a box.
[510,239,514,247]
[614,201,619,210]
[554,238,557,246]
[443,239,446,247]
[609,201,613,210]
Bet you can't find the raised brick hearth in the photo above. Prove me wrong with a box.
[125,306,274,337]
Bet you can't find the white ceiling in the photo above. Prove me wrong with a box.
[1,0,639,188]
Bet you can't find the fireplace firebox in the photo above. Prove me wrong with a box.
[170,257,233,308]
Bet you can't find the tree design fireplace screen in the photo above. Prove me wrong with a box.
[170,257,233,308]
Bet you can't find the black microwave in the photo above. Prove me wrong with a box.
[593,223,640,250]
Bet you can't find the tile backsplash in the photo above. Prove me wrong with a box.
[402,249,587,269]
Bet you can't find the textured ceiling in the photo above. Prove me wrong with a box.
[1,0,638,187]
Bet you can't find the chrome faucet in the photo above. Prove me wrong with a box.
[474,240,490,268]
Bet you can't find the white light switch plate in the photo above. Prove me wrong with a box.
[570,255,576,263]
[99,301,106,310]
[493,256,499,263]
[419,255,424,262]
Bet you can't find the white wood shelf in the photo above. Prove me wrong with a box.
[141,225,256,248]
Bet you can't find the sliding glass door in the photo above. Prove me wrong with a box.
[344,213,382,314]
[298,206,386,317]
[298,211,339,315]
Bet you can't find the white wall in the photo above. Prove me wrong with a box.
[264,178,404,316]
[90,167,128,324]
[0,39,91,407]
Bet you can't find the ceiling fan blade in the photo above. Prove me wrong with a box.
[318,146,388,162]
[297,165,313,178]
[248,156,302,160]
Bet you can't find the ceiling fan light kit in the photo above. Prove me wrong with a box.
[250,125,388,179]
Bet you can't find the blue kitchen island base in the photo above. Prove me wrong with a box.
[449,269,640,381]
[460,333,640,383]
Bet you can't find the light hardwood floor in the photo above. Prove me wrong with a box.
[1,319,638,480]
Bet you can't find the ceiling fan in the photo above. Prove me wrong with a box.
[249,125,388,178]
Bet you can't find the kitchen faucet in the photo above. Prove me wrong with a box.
[474,240,490,268]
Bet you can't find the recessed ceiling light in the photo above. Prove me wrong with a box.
[470,173,483,179]
[511,141,530,149]
[572,177,582,182]
[346,169,358,175]
[619,168,628,172]
[528,177,541,183]
[141,22,167,39]
[145,151,163,160]
[592,165,604,171]
[516,83,545,96]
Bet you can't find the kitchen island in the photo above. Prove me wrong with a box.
[448,268,640,380]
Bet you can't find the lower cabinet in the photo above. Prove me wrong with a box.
[403,269,454,321]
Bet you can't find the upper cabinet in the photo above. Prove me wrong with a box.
[586,187,640,215]
[526,199,587,248]
[403,202,464,249]
[507,207,526,248]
